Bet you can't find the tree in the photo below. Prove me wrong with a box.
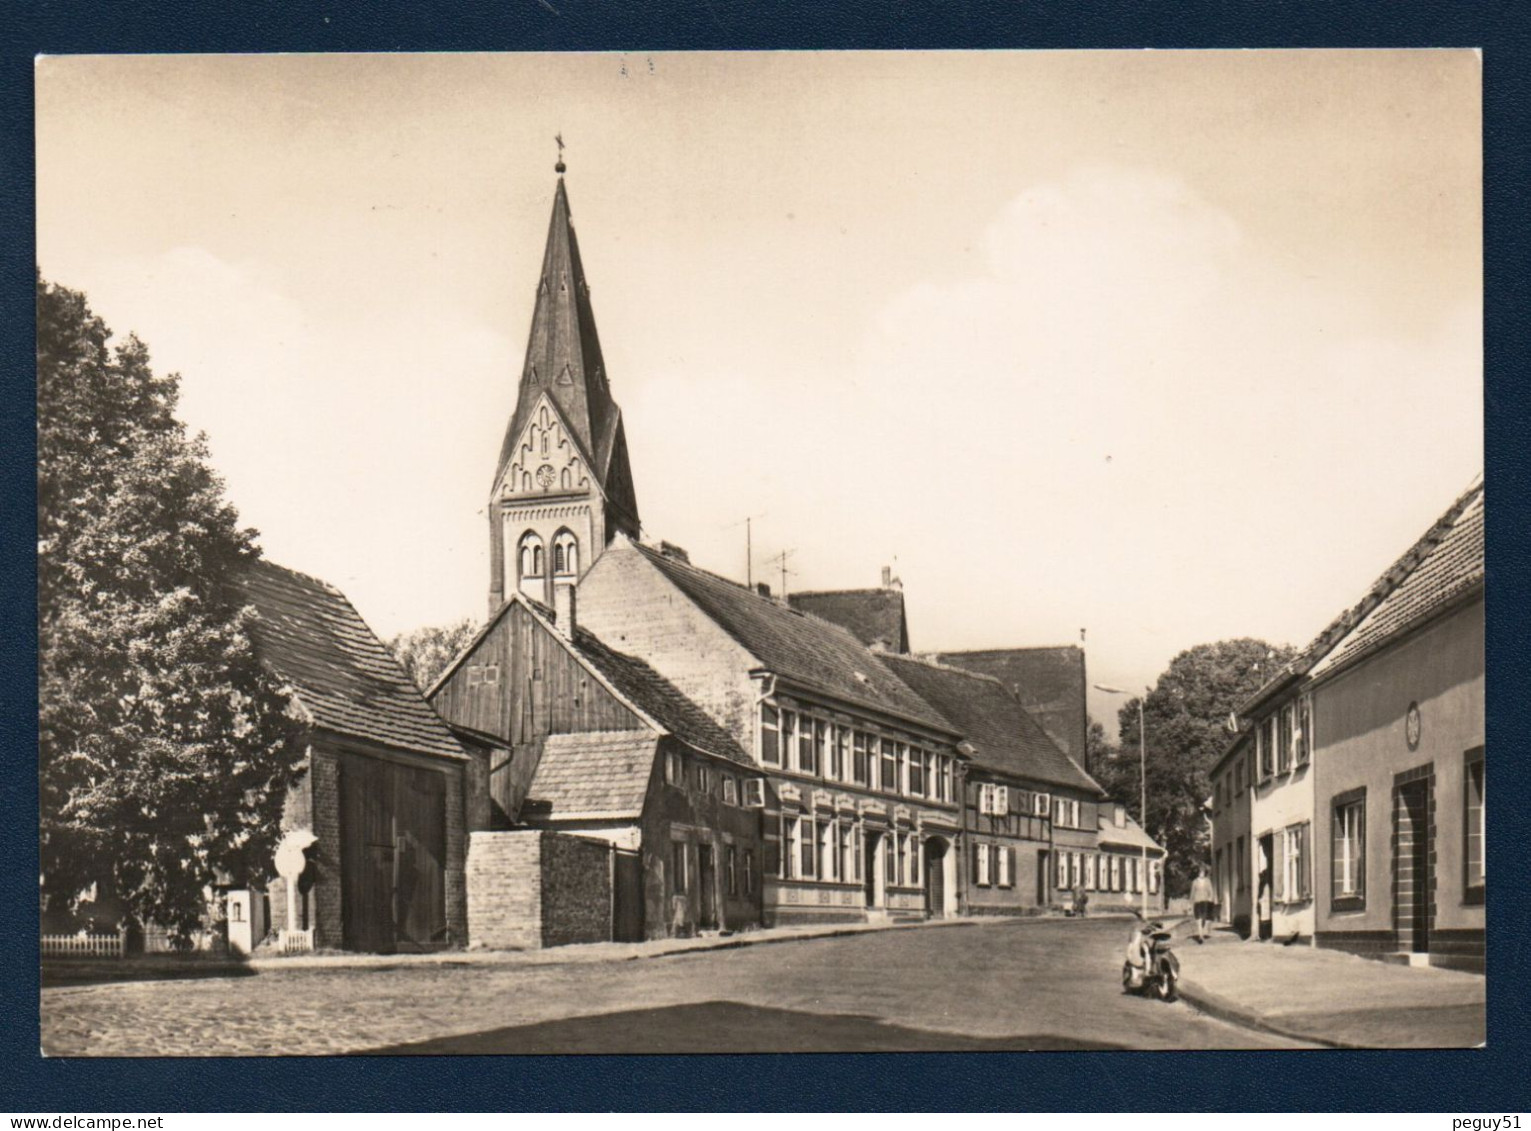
[1104,639,1295,896]
[38,276,304,942]
[387,618,481,691]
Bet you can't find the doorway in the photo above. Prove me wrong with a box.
[613,849,643,942]
[1257,833,1274,941]
[864,831,883,908]
[1393,775,1433,954]
[924,838,948,918]
[697,843,718,931]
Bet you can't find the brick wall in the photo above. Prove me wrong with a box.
[444,768,468,945]
[308,745,344,948]
[268,743,342,947]
[540,833,613,947]
[466,830,544,950]
[466,829,614,949]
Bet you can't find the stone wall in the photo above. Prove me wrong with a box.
[540,833,613,947]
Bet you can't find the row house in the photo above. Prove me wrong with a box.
[880,654,1109,913]
[1208,728,1254,936]
[428,587,764,943]
[577,537,969,925]
[1306,481,1483,971]
[1212,478,1484,969]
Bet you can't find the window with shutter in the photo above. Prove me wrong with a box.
[1057,852,1069,889]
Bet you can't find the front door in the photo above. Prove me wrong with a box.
[1257,833,1274,940]
[924,840,946,918]
[1394,776,1432,953]
[697,844,718,931]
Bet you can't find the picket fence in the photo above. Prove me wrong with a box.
[40,931,125,959]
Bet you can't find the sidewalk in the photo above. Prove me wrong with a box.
[42,913,984,986]
[1171,924,1485,1048]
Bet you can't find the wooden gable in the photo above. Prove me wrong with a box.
[431,600,647,745]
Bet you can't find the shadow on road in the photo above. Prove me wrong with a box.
[360,999,1131,1054]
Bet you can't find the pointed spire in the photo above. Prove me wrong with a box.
[494,171,629,508]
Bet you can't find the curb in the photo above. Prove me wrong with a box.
[642,914,983,961]
[1175,978,1354,1050]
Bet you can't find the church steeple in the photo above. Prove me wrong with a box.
[488,163,641,615]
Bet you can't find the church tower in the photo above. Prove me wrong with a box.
[487,162,641,615]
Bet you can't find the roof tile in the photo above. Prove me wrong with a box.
[235,559,465,761]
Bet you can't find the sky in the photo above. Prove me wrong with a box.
[35,50,1482,737]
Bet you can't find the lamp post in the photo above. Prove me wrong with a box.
[1095,684,1150,919]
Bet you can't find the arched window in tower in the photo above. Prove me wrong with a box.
[560,467,571,490]
[553,531,579,577]
[518,533,545,579]
[541,433,549,457]
[521,471,531,492]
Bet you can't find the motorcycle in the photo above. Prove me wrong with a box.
[1122,922,1181,1002]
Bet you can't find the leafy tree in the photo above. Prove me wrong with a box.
[1104,639,1294,896]
[387,618,481,691]
[38,276,303,943]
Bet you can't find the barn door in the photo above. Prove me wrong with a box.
[394,765,447,951]
[342,756,397,954]
[340,754,450,953]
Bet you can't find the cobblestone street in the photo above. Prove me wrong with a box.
[42,917,1303,1055]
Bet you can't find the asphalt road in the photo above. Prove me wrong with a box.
[43,917,1305,1055]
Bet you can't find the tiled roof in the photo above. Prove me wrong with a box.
[787,588,909,653]
[1243,479,1484,710]
[568,625,751,766]
[930,646,1087,764]
[879,654,1103,796]
[629,541,955,734]
[521,732,659,819]
[1310,483,1484,681]
[235,559,466,761]
[1097,811,1164,853]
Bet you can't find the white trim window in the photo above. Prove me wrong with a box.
[976,841,992,886]
[1057,851,1071,889]
[722,776,737,806]
[997,844,1012,887]
[994,785,1009,818]
[1084,853,1097,890]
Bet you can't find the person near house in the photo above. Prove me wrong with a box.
[1190,866,1215,943]
[1072,884,1089,918]
[1257,878,1273,941]
[1123,920,1151,989]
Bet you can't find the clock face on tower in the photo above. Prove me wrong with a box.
[536,464,557,489]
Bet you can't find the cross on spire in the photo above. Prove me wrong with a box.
[554,132,566,175]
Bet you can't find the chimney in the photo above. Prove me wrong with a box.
[755,582,772,598]
[658,540,690,564]
[1115,804,1127,829]
[553,583,576,640]
[881,566,891,588]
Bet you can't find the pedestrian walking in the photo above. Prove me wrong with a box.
[1190,866,1215,942]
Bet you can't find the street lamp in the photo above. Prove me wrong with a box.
[1095,683,1150,920]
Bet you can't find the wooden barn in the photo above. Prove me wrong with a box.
[237,559,470,953]
[429,586,765,944]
